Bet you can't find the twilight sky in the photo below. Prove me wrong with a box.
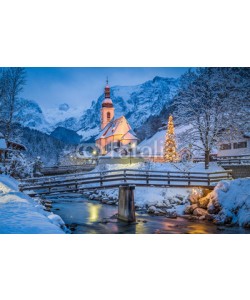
[22,67,189,110]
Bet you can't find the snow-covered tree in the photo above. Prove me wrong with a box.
[164,115,179,162]
[33,156,43,176]
[173,68,250,169]
[6,152,33,179]
[0,68,26,143]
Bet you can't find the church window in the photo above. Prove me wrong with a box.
[107,112,111,120]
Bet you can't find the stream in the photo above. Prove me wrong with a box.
[47,193,250,234]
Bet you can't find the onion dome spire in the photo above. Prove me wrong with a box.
[102,78,113,108]
[105,76,110,99]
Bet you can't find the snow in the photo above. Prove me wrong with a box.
[210,178,250,227]
[112,84,141,102]
[77,127,100,141]
[138,125,194,156]
[14,98,51,133]
[92,161,225,173]
[44,104,83,129]
[88,185,191,214]
[189,162,225,173]
[0,175,66,234]
[138,124,218,158]
[135,187,190,211]
[0,137,7,149]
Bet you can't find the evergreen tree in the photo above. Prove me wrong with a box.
[164,115,179,162]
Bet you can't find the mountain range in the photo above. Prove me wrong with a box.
[16,76,180,144]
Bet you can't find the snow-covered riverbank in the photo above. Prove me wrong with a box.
[85,186,192,218]
[0,175,67,234]
[194,178,250,227]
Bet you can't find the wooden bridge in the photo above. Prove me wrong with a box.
[19,168,232,196]
[19,168,232,223]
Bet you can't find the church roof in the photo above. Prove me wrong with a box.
[96,116,138,140]
[121,129,138,140]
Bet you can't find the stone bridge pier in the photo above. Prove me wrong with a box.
[118,184,136,223]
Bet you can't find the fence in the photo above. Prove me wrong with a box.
[19,168,232,195]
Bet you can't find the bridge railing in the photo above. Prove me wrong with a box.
[19,168,232,194]
[217,158,250,165]
[185,155,250,165]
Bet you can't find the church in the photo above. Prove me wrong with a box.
[95,80,138,155]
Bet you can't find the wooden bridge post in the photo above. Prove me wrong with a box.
[146,171,149,185]
[100,172,103,186]
[118,184,136,223]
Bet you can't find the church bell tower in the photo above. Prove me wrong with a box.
[101,78,114,130]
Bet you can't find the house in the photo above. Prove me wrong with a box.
[0,132,26,163]
[218,132,250,157]
[95,80,138,155]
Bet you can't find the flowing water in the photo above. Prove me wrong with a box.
[47,193,250,234]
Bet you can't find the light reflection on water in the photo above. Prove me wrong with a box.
[87,203,101,224]
[48,194,250,234]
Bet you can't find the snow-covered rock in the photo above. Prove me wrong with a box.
[193,207,208,217]
[210,179,250,227]
[184,204,198,214]
[187,178,250,227]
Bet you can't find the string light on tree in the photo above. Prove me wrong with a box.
[164,115,179,162]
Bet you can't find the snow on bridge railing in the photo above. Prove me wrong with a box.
[19,168,233,194]
[20,168,232,183]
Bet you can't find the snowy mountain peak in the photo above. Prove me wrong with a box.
[15,76,180,143]
[75,76,180,141]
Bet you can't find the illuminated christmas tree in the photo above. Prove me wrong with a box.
[164,115,179,162]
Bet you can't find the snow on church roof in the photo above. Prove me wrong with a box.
[122,129,138,140]
[96,116,138,140]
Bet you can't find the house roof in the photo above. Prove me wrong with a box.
[96,116,138,140]
[243,132,250,138]
[7,141,26,151]
[0,131,26,151]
